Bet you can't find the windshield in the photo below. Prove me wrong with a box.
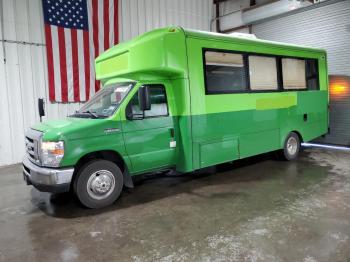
[72,82,134,118]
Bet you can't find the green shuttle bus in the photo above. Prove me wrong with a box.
[23,27,329,208]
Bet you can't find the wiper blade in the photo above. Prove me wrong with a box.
[81,110,99,118]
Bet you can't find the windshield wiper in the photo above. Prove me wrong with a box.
[81,110,99,118]
[69,110,109,119]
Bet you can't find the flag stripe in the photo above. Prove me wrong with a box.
[58,27,68,102]
[92,0,100,93]
[51,26,62,102]
[64,28,74,102]
[109,0,114,47]
[97,0,104,93]
[87,0,97,97]
[98,0,104,55]
[44,24,55,102]
[77,29,86,102]
[104,0,110,50]
[92,0,99,58]
[71,29,80,102]
[114,0,119,44]
[83,30,91,101]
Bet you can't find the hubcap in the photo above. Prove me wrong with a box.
[87,170,115,200]
[287,136,298,156]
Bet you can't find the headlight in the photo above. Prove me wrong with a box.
[40,141,64,167]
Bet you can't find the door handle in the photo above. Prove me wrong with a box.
[303,114,308,122]
[169,128,175,138]
[169,128,176,148]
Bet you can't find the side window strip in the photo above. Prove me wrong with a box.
[202,48,320,94]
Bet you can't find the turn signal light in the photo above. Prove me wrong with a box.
[51,149,64,155]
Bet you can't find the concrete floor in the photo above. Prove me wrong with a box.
[0,148,350,262]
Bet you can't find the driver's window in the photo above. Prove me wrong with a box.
[131,85,168,118]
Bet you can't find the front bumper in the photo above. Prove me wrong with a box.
[22,156,74,193]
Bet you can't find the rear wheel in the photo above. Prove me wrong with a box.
[74,160,123,208]
[278,132,301,161]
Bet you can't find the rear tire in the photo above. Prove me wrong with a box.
[278,132,301,161]
[74,160,123,208]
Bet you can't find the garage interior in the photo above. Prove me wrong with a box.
[1,0,350,261]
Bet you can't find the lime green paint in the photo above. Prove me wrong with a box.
[30,27,328,177]
[95,27,188,81]
[256,96,297,110]
[96,51,129,80]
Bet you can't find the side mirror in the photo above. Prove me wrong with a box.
[125,102,144,121]
[38,98,45,122]
[138,86,151,111]
[125,104,133,120]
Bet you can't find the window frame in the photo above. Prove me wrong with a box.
[281,57,308,91]
[247,54,279,92]
[203,50,249,94]
[202,48,320,95]
[305,58,320,91]
[127,84,170,120]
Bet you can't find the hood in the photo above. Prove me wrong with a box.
[31,117,116,141]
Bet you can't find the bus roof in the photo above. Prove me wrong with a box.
[97,26,325,63]
[95,26,326,81]
[182,27,326,53]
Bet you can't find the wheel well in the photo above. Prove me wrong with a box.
[74,150,125,172]
[291,130,303,143]
[71,150,126,190]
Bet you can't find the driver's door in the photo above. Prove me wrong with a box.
[122,84,176,173]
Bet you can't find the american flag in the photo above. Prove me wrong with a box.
[42,0,119,103]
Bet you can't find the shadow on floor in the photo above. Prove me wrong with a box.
[30,150,328,219]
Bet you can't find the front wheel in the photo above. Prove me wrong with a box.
[278,132,301,161]
[74,160,123,208]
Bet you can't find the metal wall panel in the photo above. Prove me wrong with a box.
[252,0,350,146]
[0,0,212,166]
[119,0,211,41]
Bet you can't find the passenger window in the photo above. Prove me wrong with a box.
[204,51,247,93]
[306,59,319,90]
[131,85,168,118]
[249,56,278,90]
[282,58,306,90]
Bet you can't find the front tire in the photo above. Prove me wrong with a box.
[278,132,301,161]
[74,160,123,208]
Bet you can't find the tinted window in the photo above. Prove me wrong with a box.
[204,51,247,93]
[306,59,319,90]
[249,56,278,90]
[282,58,306,90]
[131,85,168,118]
[203,49,320,94]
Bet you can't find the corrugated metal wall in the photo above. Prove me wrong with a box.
[0,0,212,167]
[252,0,350,146]
[119,0,211,40]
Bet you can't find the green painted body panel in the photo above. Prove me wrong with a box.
[32,117,131,169]
[95,28,189,81]
[190,91,328,169]
[30,27,329,176]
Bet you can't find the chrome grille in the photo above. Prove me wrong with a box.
[25,136,37,162]
[25,129,43,165]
